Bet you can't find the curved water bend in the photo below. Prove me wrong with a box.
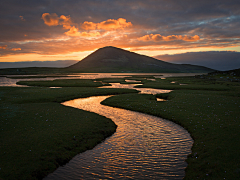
[44,96,193,180]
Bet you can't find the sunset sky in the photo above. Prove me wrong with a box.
[1,0,240,68]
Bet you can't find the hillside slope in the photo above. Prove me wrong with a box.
[66,46,214,73]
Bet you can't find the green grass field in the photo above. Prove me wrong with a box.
[101,75,240,179]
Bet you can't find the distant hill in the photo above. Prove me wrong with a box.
[66,46,214,73]
[0,60,78,69]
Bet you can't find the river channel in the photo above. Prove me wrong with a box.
[44,85,193,179]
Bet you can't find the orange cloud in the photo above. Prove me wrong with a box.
[79,32,101,37]
[42,13,132,39]
[98,18,132,30]
[64,26,81,36]
[81,21,97,30]
[152,34,163,41]
[137,35,152,41]
[11,48,21,51]
[65,26,101,37]
[182,35,200,41]
[42,13,73,28]
[19,16,26,21]
[163,35,179,41]
[81,18,132,30]
[42,13,59,26]
[0,45,21,51]
[0,45,7,49]
[138,34,200,42]
[59,15,72,29]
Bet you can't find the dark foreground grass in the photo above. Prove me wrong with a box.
[0,86,138,180]
[101,76,240,179]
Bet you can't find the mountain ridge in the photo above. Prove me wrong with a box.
[67,46,214,73]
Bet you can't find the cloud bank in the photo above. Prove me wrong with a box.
[154,51,240,71]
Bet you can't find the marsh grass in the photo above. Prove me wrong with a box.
[101,76,240,179]
[127,75,156,78]
[95,78,126,83]
[135,76,232,91]
[7,75,80,79]
[1,74,240,179]
[0,86,138,179]
[95,77,146,85]
[17,79,104,87]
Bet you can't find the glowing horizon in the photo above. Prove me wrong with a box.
[1,46,239,63]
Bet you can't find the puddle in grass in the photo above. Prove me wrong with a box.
[157,98,167,102]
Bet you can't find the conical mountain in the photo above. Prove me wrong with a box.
[67,46,214,73]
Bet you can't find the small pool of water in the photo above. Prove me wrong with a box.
[125,80,142,83]
[49,87,62,88]
[157,98,167,101]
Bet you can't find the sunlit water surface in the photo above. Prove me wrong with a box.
[44,95,193,179]
[99,83,171,95]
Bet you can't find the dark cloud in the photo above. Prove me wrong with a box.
[154,51,240,71]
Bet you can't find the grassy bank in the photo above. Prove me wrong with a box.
[7,75,80,79]
[135,76,232,91]
[101,76,240,179]
[16,79,105,87]
[0,86,138,180]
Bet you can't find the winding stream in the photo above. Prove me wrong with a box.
[0,73,201,179]
[44,86,193,180]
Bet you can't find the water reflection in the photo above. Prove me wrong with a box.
[99,83,171,95]
[125,79,141,83]
[157,98,167,102]
[44,96,193,180]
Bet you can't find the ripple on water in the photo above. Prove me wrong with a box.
[44,96,193,180]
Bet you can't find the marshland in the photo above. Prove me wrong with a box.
[0,71,239,179]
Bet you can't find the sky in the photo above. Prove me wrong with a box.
[0,0,240,70]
